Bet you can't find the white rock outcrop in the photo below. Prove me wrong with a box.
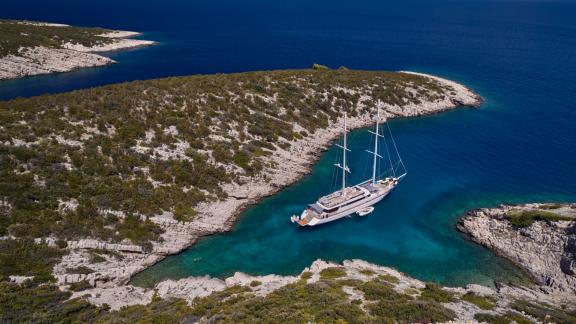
[458,203,576,300]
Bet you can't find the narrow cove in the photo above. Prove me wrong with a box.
[132,106,553,288]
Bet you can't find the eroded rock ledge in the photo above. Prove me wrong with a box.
[457,203,576,300]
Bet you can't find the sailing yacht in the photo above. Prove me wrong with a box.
[290,104,406,227]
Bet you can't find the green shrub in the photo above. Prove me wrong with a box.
[69,280,92,292]
[0,239,63,279]
[232,151,251,169]
[505,311,533,324]
[173,204,197,222]
[117,214,164,245]
[474,313,510,324]
[539,203,562,209]
[462,292,496,310]
[368,299,456,323]
[0,282,100,323]
[505,210,571,227]
[89,252,106,263]
[191,280,368,323]
[319,267,346,280]
[359,269,375,276]
[250,280,262,287]
[404,287,420,296]
[66,266,94,275]
[300,271,313,280]
[420,283,455,303]
[511,300,576,323]
[359,280,400,301]
[378,274,399,284]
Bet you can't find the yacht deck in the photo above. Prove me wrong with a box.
[318,186,367,209]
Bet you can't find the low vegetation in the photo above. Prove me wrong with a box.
[358,268,375,276]
[462,292,496,310]
[419,282,455,303]
[0,19,114,56]
[0,274,457,323]
[0,238,63,282]
[319,267,347,279]
[377,273,399,284]
[511,300,576,324]
[474,311,533,324]
[505,209,571,227]
[3,272,575,323]
[189,277,456,323]
[0,280,194,323]
[68,280,92,292]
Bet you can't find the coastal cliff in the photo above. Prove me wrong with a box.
[457,203,576,300]
[0,20,155,80]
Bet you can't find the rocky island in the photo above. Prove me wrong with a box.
[0,19,155,80]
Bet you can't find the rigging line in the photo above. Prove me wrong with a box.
[361,130,374,180]
[330,148,341,193]
[377,160,402,179]
[386,122,407,174]
[381,124,396,177]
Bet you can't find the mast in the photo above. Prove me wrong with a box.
[367,101,384,184]
[342,112,347,192]
[372,107,380,184]
[334,113,351,193]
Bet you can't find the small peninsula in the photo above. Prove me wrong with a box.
[0,68,486,320]
[458,203,576,300]
[0,19,155,80]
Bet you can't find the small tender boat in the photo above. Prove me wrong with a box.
[357,206,374,216]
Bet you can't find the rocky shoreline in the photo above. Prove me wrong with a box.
[0,23,155,80]
[457,203,576,304]
[71,258,576,322]
[44,72,482,308]
[64,202,576,321]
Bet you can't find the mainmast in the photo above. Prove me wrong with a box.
[342,112,348,191]
[367,101,384,184]
[372,108,380,184]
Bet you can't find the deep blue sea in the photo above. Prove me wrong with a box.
[3,0,576,287]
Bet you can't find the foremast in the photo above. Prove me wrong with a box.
[335,112,351,194]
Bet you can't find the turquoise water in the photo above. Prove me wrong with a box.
[132,105,573,288]
[3,0,576,288]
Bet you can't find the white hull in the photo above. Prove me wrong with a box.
[307,191,388,226]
